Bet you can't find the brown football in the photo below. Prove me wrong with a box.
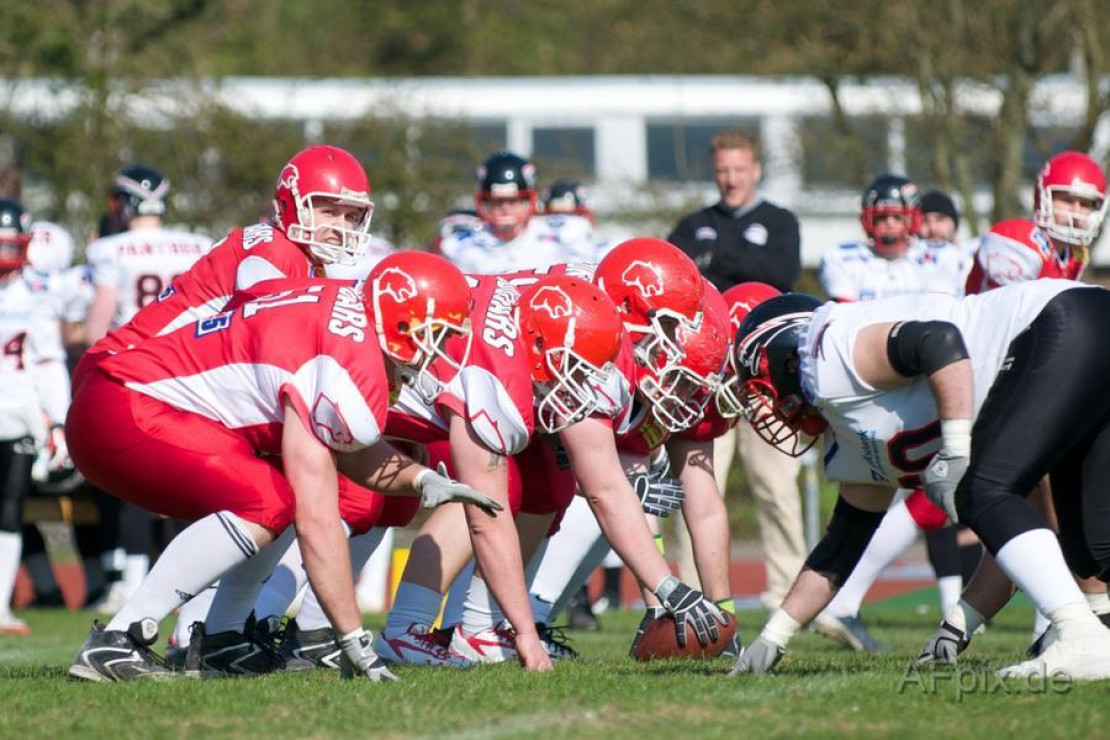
[632,611,738,661]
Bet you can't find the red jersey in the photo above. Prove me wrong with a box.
[101,279,388,456]
[965,219,1084,294]
[385,273,534,455]
[94,222,320,354]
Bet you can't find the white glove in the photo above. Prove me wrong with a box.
[46,426,70,471]
[915,620,970,665]
[728,634,786,675]
[414,463,504,516]
[338,628,399,682]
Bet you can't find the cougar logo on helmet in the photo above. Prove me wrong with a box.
[621,261,664,299]
[729,301,754,329]
[530,285,574,319]
[277,164,301,200]
[376,267,418,303]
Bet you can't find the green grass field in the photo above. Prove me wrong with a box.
[2,589,1108,739]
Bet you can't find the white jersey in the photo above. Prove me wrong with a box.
[22,265,94,325]
[818,239,970,302]
[87,226,212,328]
[0,274,70,442]
[439,213,597,274]
[799,279,1091,487]
[28,221,76,275]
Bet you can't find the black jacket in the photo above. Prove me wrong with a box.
[667,199,801,293]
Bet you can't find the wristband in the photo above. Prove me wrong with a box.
[761,608,801,647]
[940,419,972,458]
[947,598,985,633]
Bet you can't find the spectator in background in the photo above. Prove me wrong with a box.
[667,128,805,611]
[919,189,961,243]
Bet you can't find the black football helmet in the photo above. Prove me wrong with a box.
[733,293,826,456]
[476,151,536,201]
[860,174,921,256]
[0,197,32,274]
[110,164,169,230]
[542,179,592,221]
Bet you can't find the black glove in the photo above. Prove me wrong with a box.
[629,472,685,518]
[654,575,726,648]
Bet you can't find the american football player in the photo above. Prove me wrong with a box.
[729,282,1110,680]
[66,253,502,683]
[0,199,72,636]
[819,174,969,302]
[437,151,598,273]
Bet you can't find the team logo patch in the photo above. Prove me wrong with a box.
[530,285,573,319]
[375,267,418,303]
[744,223,769,246]
[695,226,717,241]
[621,260,664,299]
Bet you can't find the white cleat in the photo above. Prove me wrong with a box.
[449,623,517,664]
[0,611,30,636]
[374,624,472,668]
[89,582,130,616]
[998,621,1110,681]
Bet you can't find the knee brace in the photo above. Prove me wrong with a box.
[804,497,886,588]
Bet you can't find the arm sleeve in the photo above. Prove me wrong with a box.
[818,250,857,302]
[762,211,802,291]
[26,311,70,426]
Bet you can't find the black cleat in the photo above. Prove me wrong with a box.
[188,619,284,678]
[279,619,342,671]
[537,623,578,660]
[69,619,177,682]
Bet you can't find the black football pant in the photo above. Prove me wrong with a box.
[956,287,1110,581]
[0,437,34,533]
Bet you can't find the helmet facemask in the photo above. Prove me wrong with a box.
[532,328,613,434]
[628,308,702,371]
[372,287,471,405]
[1036,187,1108,248]
[287,193,375,266]
[738,377,823,457]
[639,361,715,432]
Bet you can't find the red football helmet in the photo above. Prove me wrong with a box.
[594,238,705,373]
[273,145,375,266]
[517,275,625,433]
[733,293,827,456]
[366,251,472,404]
[0,198,32,276]
[716,282,782,419]
[639,281,730,432]
[1034,151,1108,248]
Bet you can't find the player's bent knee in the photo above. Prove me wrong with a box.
[804,497,885,588]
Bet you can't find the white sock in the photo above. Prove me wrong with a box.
[530,496,605,620]
[206,526,296,634]
[994,529,1086,616]
[460,575,499,634]
[252,539,307,622]
[355,527,394,612]
[1085,591,1110,615]
[0,531,22,613]
[173,584,217,647]
[296,528,387,631]
[1032,608,1051,641]
[106,512,260,632]
[826,499,917,618]
[441,559,475,628]
[120,554,150,598]
[937,575,962,614]
[384,582,444,635]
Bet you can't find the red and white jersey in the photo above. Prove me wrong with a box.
[819,239,969,302]
[964,220,1084,294]
[439,214,597,274]
[94,222,319,355]
[799,279,1091,487]
[87,225,212,330]
[101,279,389,455]
[323,235,397,281]
[0,274,70,442]
[675,402,736,443]
[385,273,534,455]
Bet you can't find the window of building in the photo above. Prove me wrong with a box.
[799,115,891,189]
[646,119,757,181]
[532,127,595,179]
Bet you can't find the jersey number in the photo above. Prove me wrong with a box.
[2,332,26,370]
[887,420,942,488]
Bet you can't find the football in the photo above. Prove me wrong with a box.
[632,611,738,661]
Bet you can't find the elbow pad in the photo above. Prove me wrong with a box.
[887,321,969,378]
